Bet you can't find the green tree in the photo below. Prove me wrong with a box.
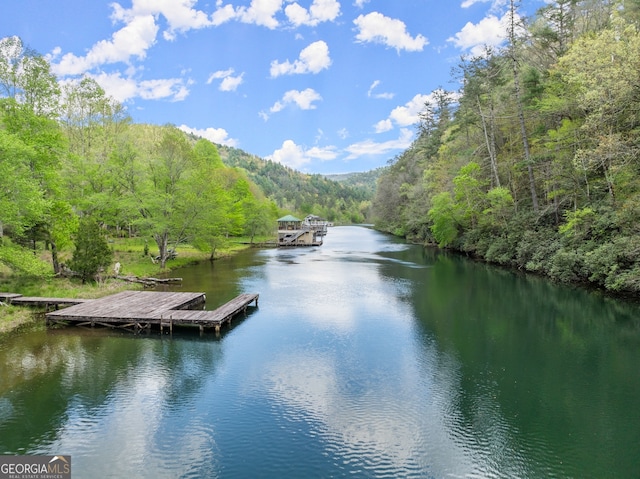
[0,125,43,239]
[69,217,113,283]
[0,36,60,117]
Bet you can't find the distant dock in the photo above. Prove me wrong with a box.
[0,291,259,335]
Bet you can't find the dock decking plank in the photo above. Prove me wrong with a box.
[43,291,257,333]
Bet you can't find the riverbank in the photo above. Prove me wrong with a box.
[0,237,263,336]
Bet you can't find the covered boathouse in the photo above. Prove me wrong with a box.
[277,215,326,247]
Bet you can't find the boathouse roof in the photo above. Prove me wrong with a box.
[277,215,301,222]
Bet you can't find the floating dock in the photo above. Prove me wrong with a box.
[1,291,259,335]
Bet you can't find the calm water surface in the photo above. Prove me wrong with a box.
[1,226,640,478]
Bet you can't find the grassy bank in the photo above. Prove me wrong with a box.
[0,236,269,335]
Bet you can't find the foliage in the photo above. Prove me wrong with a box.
[0,239,52,277]
[69,218,113,283]
[428,192,458,247]
[372,2,640,293]
[218,144,371,223]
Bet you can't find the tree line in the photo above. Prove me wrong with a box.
[372,0,640,293]
[0,35,368,277]
[217,144,372,224]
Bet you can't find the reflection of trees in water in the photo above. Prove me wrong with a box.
[0,329,224,453]
[399,248,640,478]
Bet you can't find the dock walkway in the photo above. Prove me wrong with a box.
[2,291,259,335]
[0,293,90,309]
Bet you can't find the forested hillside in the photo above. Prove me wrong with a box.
[325,168,386,198]
[372,1,640,294]
[215,144,372,223]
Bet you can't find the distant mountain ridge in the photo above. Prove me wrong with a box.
[215,144,376,223]
[324,168,386,197]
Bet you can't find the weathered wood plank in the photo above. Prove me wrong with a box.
[33,291,258,333]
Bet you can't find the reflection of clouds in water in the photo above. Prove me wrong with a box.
[262,258,411,334]
[39,343,218,478]
[262,347,481,478]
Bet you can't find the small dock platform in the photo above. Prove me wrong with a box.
[2,290,259,335]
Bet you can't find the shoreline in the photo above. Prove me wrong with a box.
[0,242,258,337]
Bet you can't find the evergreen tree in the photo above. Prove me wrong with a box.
[69,218,113,283]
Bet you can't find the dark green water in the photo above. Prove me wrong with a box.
[1,226,640,478]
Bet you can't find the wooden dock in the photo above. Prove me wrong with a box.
[0,293,90,309]
[2,291,259,335]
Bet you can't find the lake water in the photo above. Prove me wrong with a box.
[1,226,640,478]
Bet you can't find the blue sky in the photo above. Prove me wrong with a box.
[2,0,547,174]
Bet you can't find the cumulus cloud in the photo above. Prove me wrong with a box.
[268,88,322,114]
[387,93,432,127]
[52,14,158,76]
[207,68,244,91]
[345,128,414,160]
[270,41,331,77]
[211,3,238,25]
[51,0,221,77]
[84,71,192,103]
[370,93,431,134]
[138,78,191,101]
[374,119,393,133]
[111,0,214,41]
[447,13,512,56]
[285,0,341,27]
[354,0,370,8]
[240,0,283,28]
[354,12,428,52]
[266,140,337,169]
[177,124,239,147]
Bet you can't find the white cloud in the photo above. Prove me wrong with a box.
[235,0,283,29]
[266,139,337,169]
[111,0,214,41]
[138,78,191,101]
[345,128,414,160]
[269,88,322,113]
[267,140,309,169]
[51,0,220,76]
[354,0,370,8]
[83,73,139,103]
[354,12,428,52]
[285,0,341,27]
[219,74,244,91]
[374,119,393,133]
[388,93,431,127]
[207,68,235,83]
[211,4,237,25]
[371,93,431,134]
[207,68,244,91]
[447,13,511,56]
[367,80,394,100]
[85,72,191,103]
[460,0,491,7]
[53,14,159,76]
[307,145,338,161]
[270,40,331,77]
[177,124,239,147]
